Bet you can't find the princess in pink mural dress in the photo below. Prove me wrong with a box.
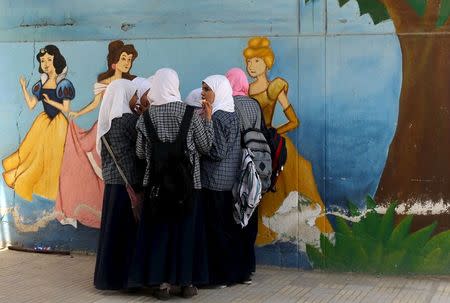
[55,40,138,228]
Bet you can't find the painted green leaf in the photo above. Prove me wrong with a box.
[437,0,450,27]
[350,244,369,270]
[352,221,378,259]
[352,219,376,241]
[381,250,407,273]
[335,216,352,236]
[334,232,351,259]
[377,203,397,243]
[421,230,450,256]
[386,215,413,250]
[365,195,377,209]
[307,0,391,24]
[406,0,427,16]
[401,222,437,252]
[338,0,351,6]
[353,0,390,24]
[359,211,381,238]
[369,243,384,271]
[335,232,368,270]
[348,200,361,217]
[306,244,326,268]
[415,248,444,274]
[320,234,335,257]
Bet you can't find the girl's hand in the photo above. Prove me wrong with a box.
[201,99,212,121]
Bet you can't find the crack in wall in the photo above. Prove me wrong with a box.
[19,18,76,28]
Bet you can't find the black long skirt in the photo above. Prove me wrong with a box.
[239,206,258,277]
[94,184,137,290]
[131,190,208,287]
[203,189,249,285]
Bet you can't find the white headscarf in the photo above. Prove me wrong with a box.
[149,68,182,106]
[132,77,152,101]
[185,88,202,108]
[96,79,137,154]
[203,75,235,114]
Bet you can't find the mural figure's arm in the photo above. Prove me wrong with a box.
[69,93,102,119]
[42,94,70,113]
[276,90,299,135]
[19,76,38,110]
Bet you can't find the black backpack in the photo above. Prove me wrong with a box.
[259,109,288,192]
[143,106,195,219]
[265,127,287,192]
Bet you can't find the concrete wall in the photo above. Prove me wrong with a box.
[0,0,448,274]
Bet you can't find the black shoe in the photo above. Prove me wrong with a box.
[181,285,198,298]
[153,288,170,301]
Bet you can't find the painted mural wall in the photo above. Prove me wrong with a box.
[0,0,448,274]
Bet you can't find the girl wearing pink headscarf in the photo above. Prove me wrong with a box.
[225,67,263,284]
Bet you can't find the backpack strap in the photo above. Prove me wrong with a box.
[101,136,130,186]
[143,109,160,143]
[176,105,195,144]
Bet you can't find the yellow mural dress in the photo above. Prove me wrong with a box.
[250,78,333,245]
[2,79,74,201]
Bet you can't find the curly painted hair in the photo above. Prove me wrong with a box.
[97,40,138,82]
[36,45,67,74]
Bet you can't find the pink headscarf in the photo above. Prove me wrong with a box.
[225,67,249,97]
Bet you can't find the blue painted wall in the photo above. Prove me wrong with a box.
[0,0,407,269]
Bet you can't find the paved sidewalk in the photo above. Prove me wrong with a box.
[0,249,449,303]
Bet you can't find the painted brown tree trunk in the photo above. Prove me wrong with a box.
[375,33,450,233]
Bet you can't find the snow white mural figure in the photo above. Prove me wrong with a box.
[2,45,75,201]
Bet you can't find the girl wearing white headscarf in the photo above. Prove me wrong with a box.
[132,68,214,300]
[200,75,243,287]
[94,79,144,291]
[185,87,203,108]
[131,76,153,114]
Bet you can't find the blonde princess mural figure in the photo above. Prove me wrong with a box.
[243,37,333,245]
[3,45,75,201]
